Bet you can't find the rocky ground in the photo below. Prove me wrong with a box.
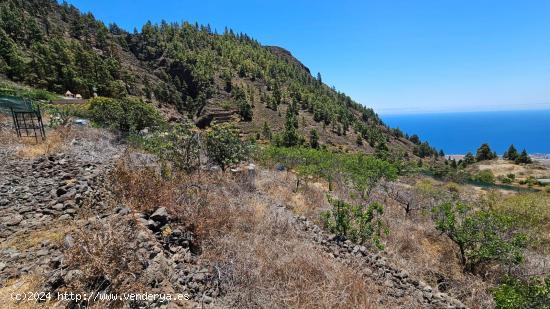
[0,127,467,308]
[0,130,120,283]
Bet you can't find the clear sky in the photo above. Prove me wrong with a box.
[64,0,550,114]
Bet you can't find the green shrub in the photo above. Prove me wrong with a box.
[500,177,513,184]
[432,201,527,272]
[134,125,200,173]
[26,88,58,101]
[321,195,387,249]
[473,169,495,184]
[493,192,550,253]
[493,276,549,309]
[89,96,163,132]
[205,123,249,170]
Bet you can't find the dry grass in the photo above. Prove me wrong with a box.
[209,235,378,309]
[110,161,256,243]
[250,168,501,308]
[109,162,382,308]
[255,170,330,221]
[111,160,175,213]
[0,223,73,252]
[203,195,378,309]
[63,215,146,306]
[381,191,495,309]
[476,159,550,181]
[15,127,72,159]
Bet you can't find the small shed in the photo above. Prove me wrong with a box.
[64,90,74,98]
[537,179,550,186]
[75,94,82,99]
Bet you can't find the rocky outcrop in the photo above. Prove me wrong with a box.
[265,46,311,74]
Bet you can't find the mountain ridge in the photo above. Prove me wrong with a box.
[0,0,440,158]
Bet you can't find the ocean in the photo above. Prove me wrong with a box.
[381,109,550,155]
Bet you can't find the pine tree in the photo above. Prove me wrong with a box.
[503,144,519,161]
[515,149,532,164]
[476,143,496,161]
[261,121,272,140]
[238,99,252,121]
[282,107,300,147]
[309,129,319,149]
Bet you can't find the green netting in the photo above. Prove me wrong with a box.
[0,95,36,114]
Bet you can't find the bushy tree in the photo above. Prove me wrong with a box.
[89,96,163,132]
[432,201,527,272]
[238,99,253,121]
[356,134,363,146]
[374,141,390,160]
[205,123,248,170]
[409,134,421,145]
[139,125,200,172]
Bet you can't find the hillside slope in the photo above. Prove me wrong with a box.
[0,0,440,157]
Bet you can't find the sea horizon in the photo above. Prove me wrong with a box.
[382,109,550,155]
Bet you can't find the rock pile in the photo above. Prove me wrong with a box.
[0,151,105,283]
[135,206,220,303]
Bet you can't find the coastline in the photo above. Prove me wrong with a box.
[446,154,550,167]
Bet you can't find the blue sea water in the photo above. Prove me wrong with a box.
[382,110,550,155]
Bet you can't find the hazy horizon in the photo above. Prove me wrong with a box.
[378,105,550,116]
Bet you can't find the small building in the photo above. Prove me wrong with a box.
[537,179,550,186]
[64,90,75,98]
[75,94,83,99]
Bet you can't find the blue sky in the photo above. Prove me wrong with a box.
[64,0,550,114]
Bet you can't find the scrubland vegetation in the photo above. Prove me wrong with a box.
[2,90,549,307]
[1,0,549,307]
